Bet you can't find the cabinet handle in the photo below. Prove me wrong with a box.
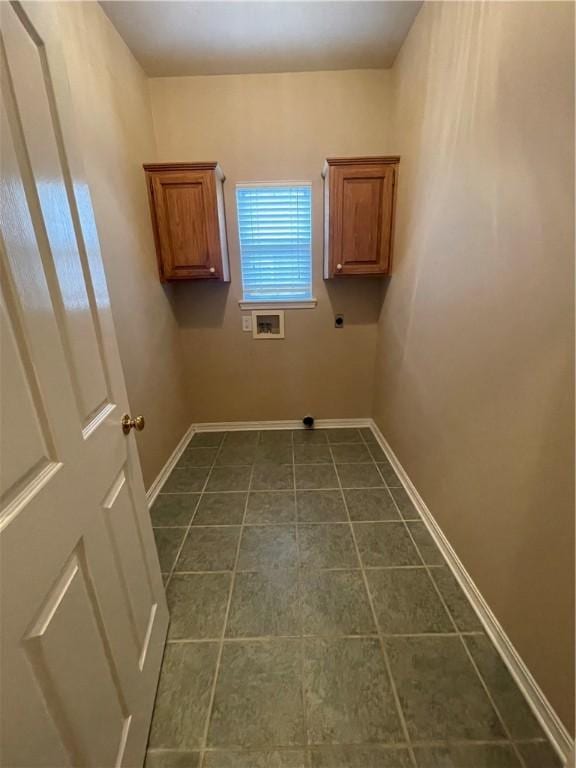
[336,263,343,272]
[209,267,216,274]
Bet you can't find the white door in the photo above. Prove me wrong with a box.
[0,3,169,766]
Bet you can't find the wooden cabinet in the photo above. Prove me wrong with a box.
[144,162,230,282]
[323,156,399,278]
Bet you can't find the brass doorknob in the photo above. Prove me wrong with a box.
[122,414,145,435]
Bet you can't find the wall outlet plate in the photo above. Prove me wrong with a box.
[252,310,285,339]
[242,315,252,332]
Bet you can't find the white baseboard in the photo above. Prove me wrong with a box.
[192,417,372,432]
[146,423,196,506]
[368,419,573,765]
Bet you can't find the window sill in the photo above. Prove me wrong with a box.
[238,299,317,310]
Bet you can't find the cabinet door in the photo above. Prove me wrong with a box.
[151,170,222,280]
[330,163,396,276]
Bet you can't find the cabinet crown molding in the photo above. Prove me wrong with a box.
[322,156,400,178]
[143,162,225,181]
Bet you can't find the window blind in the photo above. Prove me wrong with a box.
[236,183,312,302]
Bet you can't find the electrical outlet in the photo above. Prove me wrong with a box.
[242,315,252,332]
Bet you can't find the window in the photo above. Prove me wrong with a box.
[236,183,313,304]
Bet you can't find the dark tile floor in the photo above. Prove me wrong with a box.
[146,428,562,768]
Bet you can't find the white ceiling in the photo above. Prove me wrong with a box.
[100,1,422,78]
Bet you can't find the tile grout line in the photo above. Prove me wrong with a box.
[158,480,404,496]
[407,529,529,768]
[148,736,549,759]
[148,735,552,752]
[154,520,423,530]
[330,437,420,768]
[291,432,312,768]
[164,630,486,645]
[151,738,552,748]
[198,435,258,768]
[459,644,529,768]
[162,438,225,591]
[147,433,223,762]
[160,565,449,575]
[373,423,530,768]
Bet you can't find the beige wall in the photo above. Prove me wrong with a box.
[374,1,575,730]
[57,2,191,488]
[149,70,393,422]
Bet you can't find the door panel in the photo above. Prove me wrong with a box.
[102,470,157,668]
[2,5,111,426]
[25,547,131,768]
[0,3,168,766]
[164,182,209,268]
[341,176,384,266]
[0,278,57,504]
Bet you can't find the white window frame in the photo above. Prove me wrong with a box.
[236,180,316,309]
